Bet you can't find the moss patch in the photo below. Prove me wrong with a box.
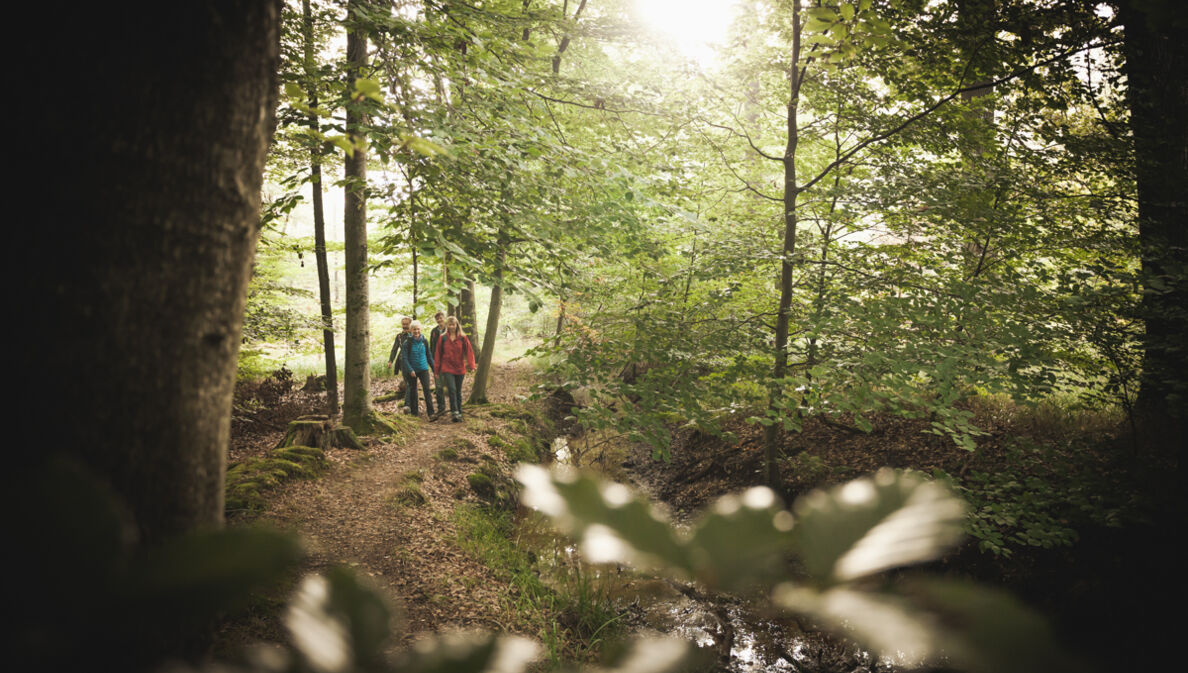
[226,445,327,513]
[388,470,427,509]
[505,437,538,464]
[466,472,495,498]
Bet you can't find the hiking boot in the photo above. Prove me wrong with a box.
[452,413,462,423]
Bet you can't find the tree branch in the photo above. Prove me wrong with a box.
[799,38,1123,194]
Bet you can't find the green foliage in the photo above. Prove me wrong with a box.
[517,465,1072,673]
[467,472,495,499]
[939,437,1134,558]
[780,452,838,485]
[504,437,539,464]
[452,504,623,665]
[388,471,427,509]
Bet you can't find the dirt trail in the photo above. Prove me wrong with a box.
[242,362,537,648]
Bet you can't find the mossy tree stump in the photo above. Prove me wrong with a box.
[275,416,366,451]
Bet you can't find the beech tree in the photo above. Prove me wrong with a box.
[20,2,281,543]
[304,0,340,416]
[1118,0,1187,458]
[342,0,375,431]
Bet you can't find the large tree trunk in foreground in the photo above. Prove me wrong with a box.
[21,2,281,544]
[1120,0,1188,461]
[342,0,374,431]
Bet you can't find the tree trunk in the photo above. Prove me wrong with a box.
[342,0,374,432]
[1120,0,1188,459]
[469,232,508,404]
[764,4,803,488]
[276,418,333,452]
[21,1,281,544]
[460,277,482,354]
[554,298,566,346]
[305,0,338,417]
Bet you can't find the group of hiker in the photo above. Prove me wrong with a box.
[387,311,477,422]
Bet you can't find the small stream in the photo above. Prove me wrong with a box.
[541,438,897,673]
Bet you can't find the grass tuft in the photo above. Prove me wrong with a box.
[452,505,621,665]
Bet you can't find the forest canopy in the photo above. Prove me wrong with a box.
[259,0,1182,470]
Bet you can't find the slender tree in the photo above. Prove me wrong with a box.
[342,0,373,430]
[763,0,804,487]
[469,228,509,404]
[304,0,339,415]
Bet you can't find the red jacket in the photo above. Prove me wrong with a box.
[434,333,475,375]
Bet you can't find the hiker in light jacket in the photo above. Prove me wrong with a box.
[433,315,476,423]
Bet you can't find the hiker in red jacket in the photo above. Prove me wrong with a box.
[434,315,476,422]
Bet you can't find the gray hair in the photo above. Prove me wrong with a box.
[410,320,423,330]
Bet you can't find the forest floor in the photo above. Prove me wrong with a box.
[224,361,547,657]
[222,362,1176,671]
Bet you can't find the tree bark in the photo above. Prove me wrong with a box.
[460,277,482,354]
[469,231,508,404]
[552,0,588,74]
[342,0,374,431]
[1120,0,1188,459]
[763,4,803,488]
[21,1,281,543]
[305,0,339,416]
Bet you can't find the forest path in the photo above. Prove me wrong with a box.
[249,361,538,648]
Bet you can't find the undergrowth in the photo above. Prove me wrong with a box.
[452,504,622,666]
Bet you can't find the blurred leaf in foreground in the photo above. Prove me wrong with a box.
[791,467,966,585]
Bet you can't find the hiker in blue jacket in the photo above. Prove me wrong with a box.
[400,320,436,418]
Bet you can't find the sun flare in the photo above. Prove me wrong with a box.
[634,0,741,64]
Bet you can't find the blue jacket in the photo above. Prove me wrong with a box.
[400,335,434,373]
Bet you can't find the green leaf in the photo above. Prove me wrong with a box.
[517,467,795,591]
[773,579,1072,673]
[286,568,394,672]
[685,487,794,591]
[402,135,450,157]
[791,468,965,584]
[283,81,305,101]
[804,7,840,22]
[840,3,856,21]
[353,77,384,103]
[515,465,686,571]
[392,632,540,673]
[773,585,937,666]
[329,135,356,157]
[599,638,701,673]
[803,17,834,34]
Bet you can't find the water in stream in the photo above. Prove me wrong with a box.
[542,439,895,673]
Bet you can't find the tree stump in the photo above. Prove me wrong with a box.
[275,418,332,452]
[331,426,366,451]
[275,415,368,451]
